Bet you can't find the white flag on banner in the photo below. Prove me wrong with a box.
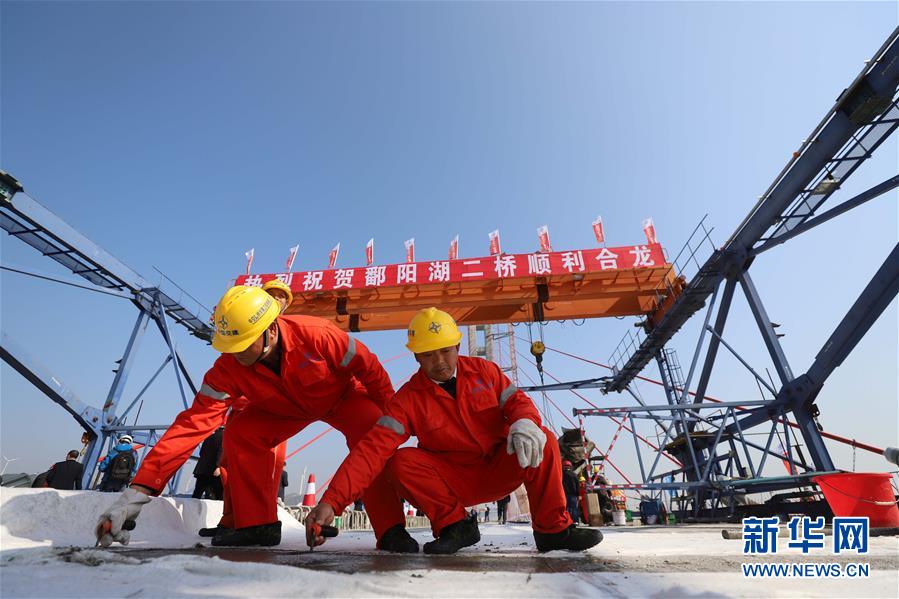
[643,218,658,245]
[488,230,501,256]
[244,248,255,275]
[404,238,415,263]
[286,244,299,273]
[365,238,374,266]
[592,216,605,245]
[449,235,459,260]
[537,225,552,253]
[328,243,340,269]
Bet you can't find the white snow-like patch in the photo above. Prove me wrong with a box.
[2,487,897,598]
[1,486,307,550]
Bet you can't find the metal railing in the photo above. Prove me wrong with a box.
[286,505,431,531]
[607,215,717,373]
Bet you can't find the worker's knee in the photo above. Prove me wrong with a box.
[386,447,428,478]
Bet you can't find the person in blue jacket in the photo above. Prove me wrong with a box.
[98,435,138,492]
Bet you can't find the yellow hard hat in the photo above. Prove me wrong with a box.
[406,307,463,354]
[211,286,280,353]
[262,279,293,307]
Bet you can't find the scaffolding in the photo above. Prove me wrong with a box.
[520,26,899,519]
[0,173,213,490]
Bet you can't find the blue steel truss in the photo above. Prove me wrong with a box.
[0,174,213,490]
[523,27,899,518]
[604,27,899,396]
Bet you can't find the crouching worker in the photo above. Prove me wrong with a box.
[306,308,603,554]
[96,286,408,551]
[94,283,295,547]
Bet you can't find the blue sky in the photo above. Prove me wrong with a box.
[2,2,896,496]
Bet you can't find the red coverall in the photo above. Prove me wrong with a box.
[219,315,405,535]
[130,391,283,528]
[321,355,573,536]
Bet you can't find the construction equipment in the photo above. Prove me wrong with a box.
[236,244,677,332]
[1,171,212,490]
[528,26,899,521]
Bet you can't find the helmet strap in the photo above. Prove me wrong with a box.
[254,325,281,369]
[252,329,270,365]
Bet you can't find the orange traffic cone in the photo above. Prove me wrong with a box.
[302,474,317,507]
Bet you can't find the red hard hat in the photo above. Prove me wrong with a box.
[562,460,572,468]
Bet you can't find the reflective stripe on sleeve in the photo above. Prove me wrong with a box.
[199,383,230,401]
[376,415,405,436]
[499,384,518,409]
[340,336,357,368]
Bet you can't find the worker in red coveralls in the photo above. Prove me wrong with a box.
[204,280,294,535]
[94,284,292,543]
[96,285,412,551]
[306,307,603,554]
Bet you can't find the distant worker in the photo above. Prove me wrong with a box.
[31,469,50,488]
[278,468,288,503]
[192,427,224,500]
[497,495,511,525]
[594,472,615,524]
[98,436,137,492]
[96,286,408,551]
[46,450,84,491]
[561,460,580,524]
[484,504,491,523]
[262,279,292,313]
[307,307,603,554]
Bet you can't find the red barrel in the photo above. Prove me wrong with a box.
[813,472,899,528]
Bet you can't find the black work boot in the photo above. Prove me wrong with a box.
[423,515,480,555]
[377,524,420,553]
[211,521,281,547]
[199,525,231,538]
[534,525,603,552]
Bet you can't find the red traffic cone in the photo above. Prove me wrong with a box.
[302,474,317,507]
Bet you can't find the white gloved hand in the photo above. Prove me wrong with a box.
[506,419,546,469]
[95,487,151,547]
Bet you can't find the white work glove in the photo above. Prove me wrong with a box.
[95,487,151,547]
[506,419,546,469]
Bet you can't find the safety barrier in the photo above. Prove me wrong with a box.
[286,505,430,531]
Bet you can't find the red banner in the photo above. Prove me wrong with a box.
[244,248,254,276]
[488,230,501,255]
[449,235,459,260]
[643,218,658,245]
[537,225,552,253]
[404,238,415,263]
[592,216,605,245]
[286,244,299,273]
[365,239,374,266]
[328,243,340,269]
[236,244,665,293]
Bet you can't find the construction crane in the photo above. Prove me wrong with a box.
[4,28,896,511]
[236,243,677,332]
[0,172,213,489]
[231,29,899,522]
[557,26,899,518]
